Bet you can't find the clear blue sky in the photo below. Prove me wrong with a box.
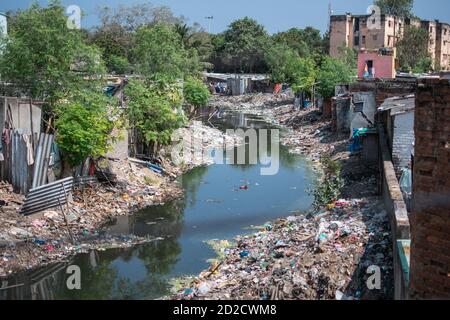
[2,0,450,34]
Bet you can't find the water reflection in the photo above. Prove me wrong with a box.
[1,110,317,300]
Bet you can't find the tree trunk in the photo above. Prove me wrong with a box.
[61,158,74,178]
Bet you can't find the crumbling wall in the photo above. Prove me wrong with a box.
[351,91,376,132]
[349,79,416,109]
[409,78,450,299]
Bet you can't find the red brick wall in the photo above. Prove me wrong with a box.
[409,78,450,299]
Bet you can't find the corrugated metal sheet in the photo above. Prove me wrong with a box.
[7,131,33,195]
[74,175,98,186]
[31,133,54,189]
[20,177,74,216]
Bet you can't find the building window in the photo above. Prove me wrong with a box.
[430,26,433,33]
[445,29,448,35]
[389,21,392,28]
[362,35,366,45]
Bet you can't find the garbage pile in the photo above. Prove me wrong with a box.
[209,93,294,111]
[172,198,393,300]
[165,121,243,169]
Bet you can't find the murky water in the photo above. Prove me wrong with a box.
[1,110,317,300]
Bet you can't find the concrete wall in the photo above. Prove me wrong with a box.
[0,97,42,137]
[106,129,128,160]
[409,78,450,299]
[332,97,351,133]
[436,22,450,71]
[378,125,411,299]
[351,91,376,133]
[349,79,417,108]
[391,111,414,176]
[358,51,395,79]
[330,15,352,57]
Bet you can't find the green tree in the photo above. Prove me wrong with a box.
[55,87,121,168]
[272,29,310,58]
[374,0,414,17]
[397,26,432,72]
[133,23,200,80]
[290,57,317,95]
[106,54,131,75]
[265,45,317,94]
[0,1,105,101]
[222,17,269,73]
[89,22,134,74]
[183,77,211,117]
[125,78,186,152]
[265,45,300,83]
[337,45,358,71]
[316,56,355,99]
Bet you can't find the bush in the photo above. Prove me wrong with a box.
[125,78,186,147]
[183,77,210,108]
[55,89,120,166]
[107,55,131,75]
[312,156,344,208]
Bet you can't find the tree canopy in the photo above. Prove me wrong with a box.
[316,57,355,99]
[397,26,433,72]
[133,23,200,80]
[222,17,269,73]
[374,0,414,18]
[0,1,104,101]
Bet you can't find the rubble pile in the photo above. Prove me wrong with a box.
[172,198,393,300]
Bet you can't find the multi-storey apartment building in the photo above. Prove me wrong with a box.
[329,13,450,71]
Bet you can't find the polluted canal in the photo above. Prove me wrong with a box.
[1,109,317,300]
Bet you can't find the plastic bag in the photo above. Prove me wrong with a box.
[399,168,412,194]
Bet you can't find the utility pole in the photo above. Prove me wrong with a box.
[327,1,333,33]
[205,16,214,34]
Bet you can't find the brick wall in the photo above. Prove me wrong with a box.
[409,78,450,299]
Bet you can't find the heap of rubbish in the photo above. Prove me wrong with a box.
[171,198,393,300]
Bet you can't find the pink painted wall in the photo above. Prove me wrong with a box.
[358,52,395,79]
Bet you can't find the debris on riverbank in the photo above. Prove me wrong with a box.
[0,121,238,277]
[169,94,392,300]
[172,198,392,300]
